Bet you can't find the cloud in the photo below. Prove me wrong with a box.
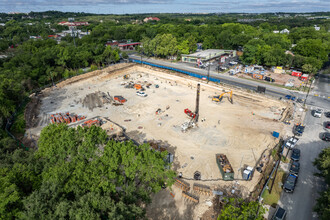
[0,0,329,13]
[0,0,174,7]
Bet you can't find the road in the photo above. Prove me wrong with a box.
[129,55,330,110]
[279,109,329,220]
[313,73,330,98]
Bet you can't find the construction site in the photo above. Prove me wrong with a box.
[25,62,295,219]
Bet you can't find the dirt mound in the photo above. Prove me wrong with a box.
[82,91,112,111]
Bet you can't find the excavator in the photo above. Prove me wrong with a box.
[212,91,233,104]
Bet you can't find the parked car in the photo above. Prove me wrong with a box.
[293,124,305,136]
[291,148,301,161]
[297,98,304,103]
[325,121,330,129]
[272,206,287,220]
[312,109,323,118]
[321,132,330,142]
[285,95,296,101]
[325,112,330,118]
[283,173,298,193]
[284,136,299,149]
[136,91,147,97]
[289,161,300,175]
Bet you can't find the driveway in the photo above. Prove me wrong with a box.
[278,109,329,220]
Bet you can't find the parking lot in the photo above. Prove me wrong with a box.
[278,108,329,220]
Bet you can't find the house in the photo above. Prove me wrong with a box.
[280,29,290,34]
[0,23,5,26]
[285,50,295,56]
[58,21,89,26]
[143,17,160,22]
[273,30,279,34]
[106,40,119,47]
[314,25,320,31]
[118,42,141,50]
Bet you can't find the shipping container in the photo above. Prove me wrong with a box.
[216,154,234,181]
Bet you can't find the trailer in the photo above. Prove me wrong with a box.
[216,154,234,181]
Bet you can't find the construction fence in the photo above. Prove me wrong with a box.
[130,59,221,84]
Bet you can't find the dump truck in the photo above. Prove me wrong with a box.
[216,154,234,181]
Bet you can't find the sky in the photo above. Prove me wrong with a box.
[0,0,329,14]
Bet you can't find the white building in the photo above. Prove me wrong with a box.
[280,29,290,34]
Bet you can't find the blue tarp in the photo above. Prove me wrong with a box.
[131,59,221,83]
[272,131,280,138]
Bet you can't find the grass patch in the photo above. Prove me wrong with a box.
[262,170,285,207]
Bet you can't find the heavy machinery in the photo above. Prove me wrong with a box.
[212,91,233,104]
[123,74,130,79]
[182,83,200,132]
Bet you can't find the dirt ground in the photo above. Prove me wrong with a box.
[236,71,304,88]
[26,63,293,219]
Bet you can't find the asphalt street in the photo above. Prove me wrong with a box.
[129,55,330,110]
[279,108,329,220]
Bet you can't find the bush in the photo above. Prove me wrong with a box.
[90,64,98,71]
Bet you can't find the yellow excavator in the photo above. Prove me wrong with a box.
[212,91,233,104]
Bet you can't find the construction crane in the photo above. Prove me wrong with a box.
[182,83,200,132]
[212,91,233,104]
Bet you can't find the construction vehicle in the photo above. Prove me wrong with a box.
[181,83,200,132]
[212,91,233,104]
[123,74,130,79]
[184,108,196,119]
[134,84,142,90]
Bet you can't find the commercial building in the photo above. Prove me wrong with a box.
[181,49,236,64]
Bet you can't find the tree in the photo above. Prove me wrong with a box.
[32,123,176,218]
[302,64,317,75]
[294,39,328,62]
[313,147,330,220]
[218,197,265,220]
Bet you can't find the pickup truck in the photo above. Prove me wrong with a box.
[283,173,298,193]
[272,206,287,220]
[293,124,305,136]
[284,136,299,149]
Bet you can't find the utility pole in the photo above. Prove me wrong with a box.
[206,53,211,83]
[195,83,200,122]
[302,74,314,108]
[71,27,76,48]
[140,46,143,66]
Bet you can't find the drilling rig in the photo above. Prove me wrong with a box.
[182,83,200,132]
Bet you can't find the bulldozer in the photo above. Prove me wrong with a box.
[123,74,130,80]
[212,91,233,104]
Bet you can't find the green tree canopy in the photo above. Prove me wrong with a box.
[218,197,265,220]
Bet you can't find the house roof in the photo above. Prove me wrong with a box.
[119,42,141,47]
